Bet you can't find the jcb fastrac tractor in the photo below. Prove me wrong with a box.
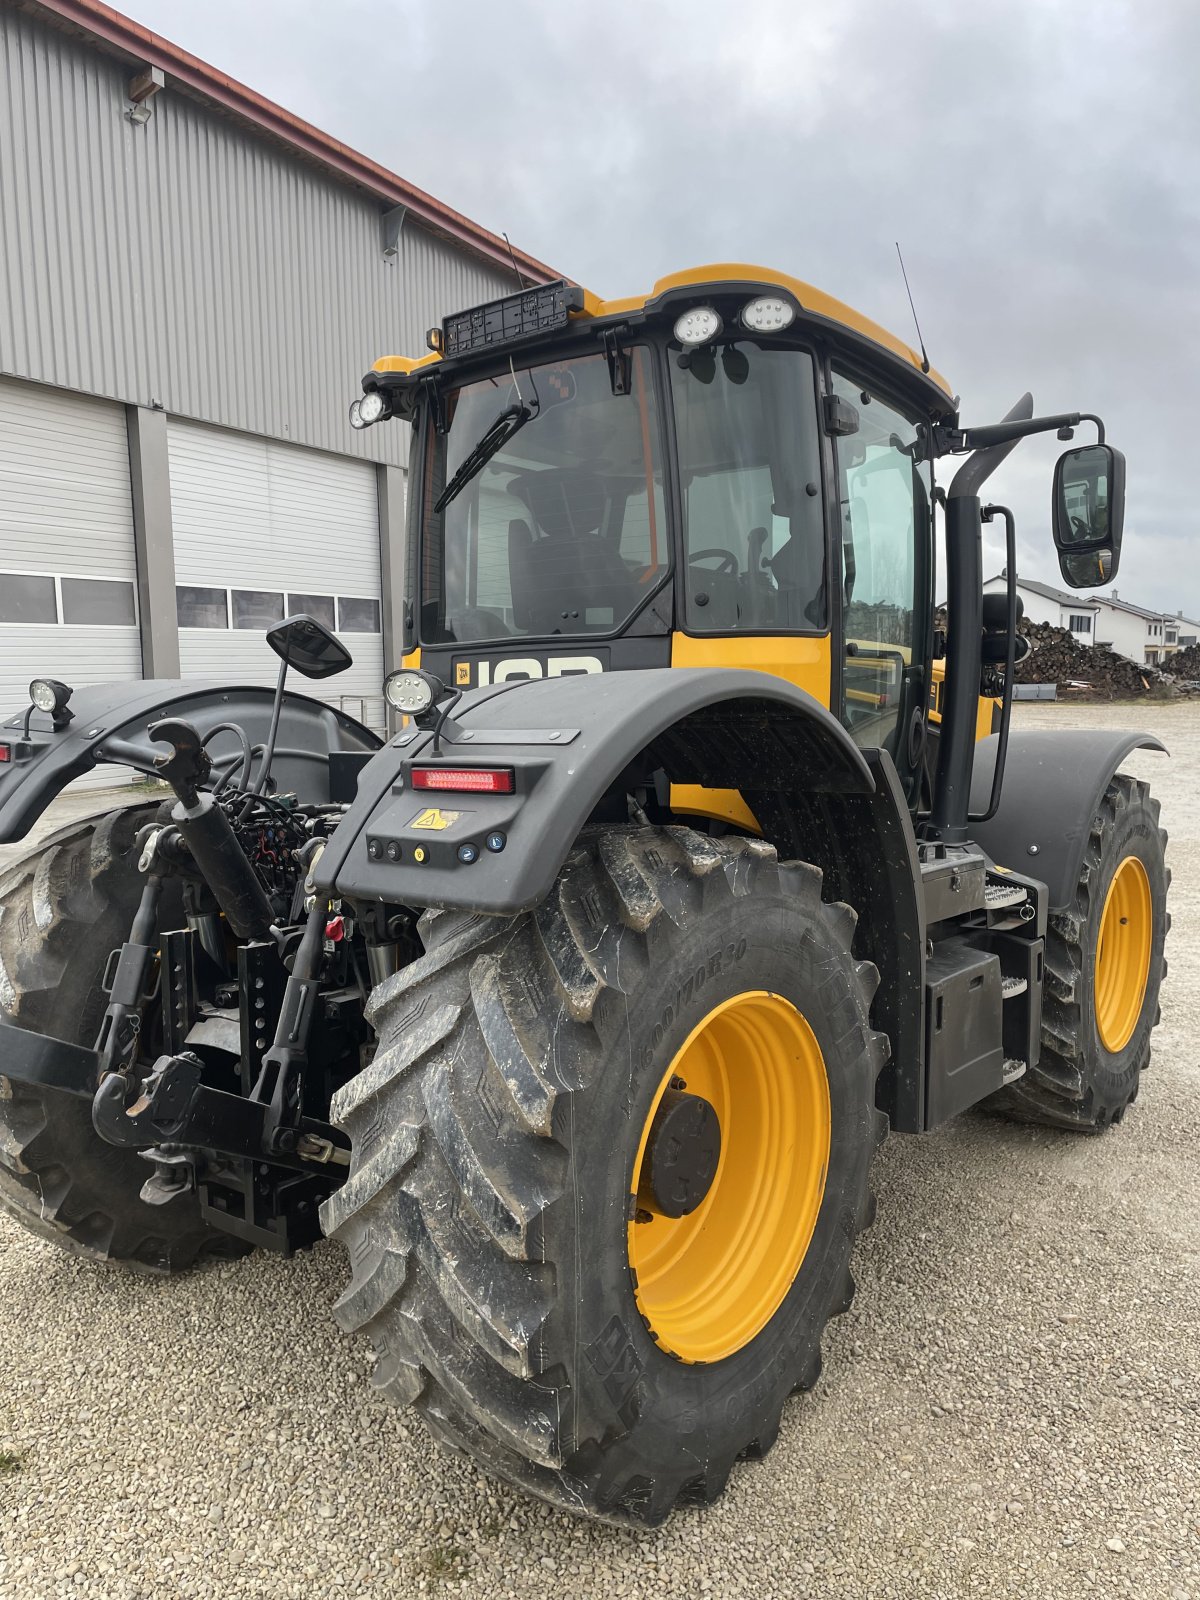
[0,266,1168,1526]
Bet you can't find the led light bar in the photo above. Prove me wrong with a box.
[441,281,584,360]
[410,767,515,794]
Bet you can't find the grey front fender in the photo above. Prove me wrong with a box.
[969,729,1166,912]
[318,668,875,916]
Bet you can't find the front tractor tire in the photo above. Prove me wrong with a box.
[0,807,245,1271]
[323,826,889,1525]
[990,773,1169,1131]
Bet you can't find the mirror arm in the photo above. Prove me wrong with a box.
[239,653,289,819]
[932,410,1106,458]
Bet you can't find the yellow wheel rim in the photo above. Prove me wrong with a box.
[628,991,830,1364]
[1095,855,1153,1054]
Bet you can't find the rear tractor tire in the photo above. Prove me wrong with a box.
[323,826,890,1526]
[989,773,1168,1131]
[0,806,247,1271]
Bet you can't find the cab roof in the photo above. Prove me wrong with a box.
[371,261,955,405]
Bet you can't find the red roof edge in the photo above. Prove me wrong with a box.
[28,0,560,284]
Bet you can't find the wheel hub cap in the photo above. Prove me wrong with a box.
[639,1088,722,1219]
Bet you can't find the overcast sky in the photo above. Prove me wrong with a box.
[127,0,1200,617]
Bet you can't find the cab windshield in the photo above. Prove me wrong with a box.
[420,349,667,643]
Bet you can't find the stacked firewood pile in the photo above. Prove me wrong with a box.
[1012,619,1160,698]
[1165,642,1200,680]
[933,607,1200,699]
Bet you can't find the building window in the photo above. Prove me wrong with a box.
[60,576,136,626]
[1166,631,1178,645]
[286,593,336,630]
[232,590,285,630]
[0,573,58,625]
[337,596,381,633]
[177,586,229,628]
[1068,613,1092,634]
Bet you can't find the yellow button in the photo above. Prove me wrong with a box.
[413,846,427,863]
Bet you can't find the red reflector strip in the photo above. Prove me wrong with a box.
[0,744,9,763]
[410,766,514,794]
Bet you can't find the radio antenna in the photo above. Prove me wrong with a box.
[503,232,528,291]
[895,242,930,374]
[502,233,540,414]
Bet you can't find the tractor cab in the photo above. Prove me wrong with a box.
[356,266,1126,842]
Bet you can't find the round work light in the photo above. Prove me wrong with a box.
[673,306,722,349]
[29,678,72,715]
[358,390,388,426]
[741,295,796,334]
[384,669,443,716]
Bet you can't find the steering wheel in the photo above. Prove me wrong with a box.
[689,548,739,576]
[1069,514,1091,537]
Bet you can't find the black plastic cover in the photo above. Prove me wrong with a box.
[924,938,1006,1127]
[442,281,584,360]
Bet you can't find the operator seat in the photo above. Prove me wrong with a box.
[768,530,826,629]
[507,490,637,636]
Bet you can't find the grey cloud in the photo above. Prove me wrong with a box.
[127,0,1200,615]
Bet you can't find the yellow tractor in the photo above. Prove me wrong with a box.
[0,265,1167,1526]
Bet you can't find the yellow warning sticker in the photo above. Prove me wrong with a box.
[455,661,471,686]
[410,807,461,831]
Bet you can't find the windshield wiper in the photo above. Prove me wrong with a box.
[434,402,534,513]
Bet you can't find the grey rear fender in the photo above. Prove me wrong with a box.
[969,728,1167,913]
[0,680,381,843]
[317,667,876,916]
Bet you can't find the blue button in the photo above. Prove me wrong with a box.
[457,843,479,864]
[485,831,507,853]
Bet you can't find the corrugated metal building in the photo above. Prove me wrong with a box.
[0,0,555,769]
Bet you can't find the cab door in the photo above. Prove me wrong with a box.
[828,367,932,798]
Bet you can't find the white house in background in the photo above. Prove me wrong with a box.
[1086,591,1200,666]
[984,574,1200,667]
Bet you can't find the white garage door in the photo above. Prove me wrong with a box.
[168,421,386,734]
[0,377,143,789]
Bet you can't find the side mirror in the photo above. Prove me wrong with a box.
[266,614,353,679]
[1052,443,1126,589]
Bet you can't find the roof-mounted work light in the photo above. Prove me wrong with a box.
[672,306,722,349]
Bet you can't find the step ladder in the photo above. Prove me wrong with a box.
[985,880,1029,910]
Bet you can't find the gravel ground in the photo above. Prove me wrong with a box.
[1,703,1197,1600]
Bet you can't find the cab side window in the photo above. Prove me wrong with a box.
[670,345,825,633]
[831,371,930,752]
